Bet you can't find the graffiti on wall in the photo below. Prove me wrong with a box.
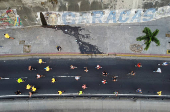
[38,6,170,25]
[0,9,22,28]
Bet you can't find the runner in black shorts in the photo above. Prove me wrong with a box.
[102,71,108,76]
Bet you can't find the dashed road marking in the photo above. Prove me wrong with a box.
[53,76,80,77]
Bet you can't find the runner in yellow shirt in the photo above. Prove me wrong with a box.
[44,66,52,71]
[32,86,36,92]
[51,78,56,83]
[38,59,46,64]
[157,91,162,96]
[26,84,32,89]
[4,34,15,39]
[58,91,64,95]
[78,91,83,95]
[16,78,25,83]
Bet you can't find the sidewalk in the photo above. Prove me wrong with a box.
[0,16,170,57]
[0,99,170,112]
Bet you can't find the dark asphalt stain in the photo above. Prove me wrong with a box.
[142,0,170,9]
[43,25,103,54]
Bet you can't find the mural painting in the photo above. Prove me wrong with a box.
[38,6,170,25]
[0,9,22,28]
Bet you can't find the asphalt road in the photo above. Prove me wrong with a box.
[0,57,169,96]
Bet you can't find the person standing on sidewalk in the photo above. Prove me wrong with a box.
[56,46,61,51]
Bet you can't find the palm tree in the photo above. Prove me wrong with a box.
[136,27,160,50]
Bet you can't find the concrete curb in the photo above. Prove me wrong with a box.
[115,53,170,58]
[0,52,170,58]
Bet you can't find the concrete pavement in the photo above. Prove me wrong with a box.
[1,99,170,112]
[0,16,170,56]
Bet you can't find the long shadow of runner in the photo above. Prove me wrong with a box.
[44,25,103,54]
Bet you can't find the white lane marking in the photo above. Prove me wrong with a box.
[1,78,10,79]
[1,77,28,80]
[54,76,80,77]
[0,94,169,97]
[21,77,28,78]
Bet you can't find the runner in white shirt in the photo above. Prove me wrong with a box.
[158,62,168,66]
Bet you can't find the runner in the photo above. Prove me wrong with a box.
[58,91,64,95]
[16,78,25,83]
[114,91,118,96]
[158,62,168,66]
[130,71,136,75]
[15,90,21,95]
[29,92,33,97]
[112,76,118,82]
[157,91,162,96]
[102,79,107,84]
[28,66,36,71]
[96,65,102,69]
[26,84,32,90]
[82,84,87,89]
[51,78,56,83]
[136,88,142,93]
[102,71,108,76]
[32,86,36,92]
[75,76,80,81]
[36,74,45,79]
[44,66,52,71]
[84,67,88,72]
[78,91,83,95]
[38,59,46,64]
[153,68,161,73]
[135,63,142,67]
[70,65,77,69]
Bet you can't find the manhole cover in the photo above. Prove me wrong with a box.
[19,40,25,44]
[23,45,31,53]
[130,44,143,53]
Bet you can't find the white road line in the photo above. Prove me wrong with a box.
[1,78,10,79]
[54,76,79,77]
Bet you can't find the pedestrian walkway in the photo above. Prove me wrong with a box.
[0,99,170,112]
[0,15,170,56]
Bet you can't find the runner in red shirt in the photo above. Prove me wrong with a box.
[136,63,142,67]
[102,79,107,84]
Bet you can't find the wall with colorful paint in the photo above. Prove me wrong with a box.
[37,6,170,25]
[0,9,22,28]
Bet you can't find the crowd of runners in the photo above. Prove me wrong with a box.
[14,60,168,97]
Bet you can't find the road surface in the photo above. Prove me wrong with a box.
[0,57,169,97]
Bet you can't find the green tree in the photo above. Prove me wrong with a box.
[136,27,160,50]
